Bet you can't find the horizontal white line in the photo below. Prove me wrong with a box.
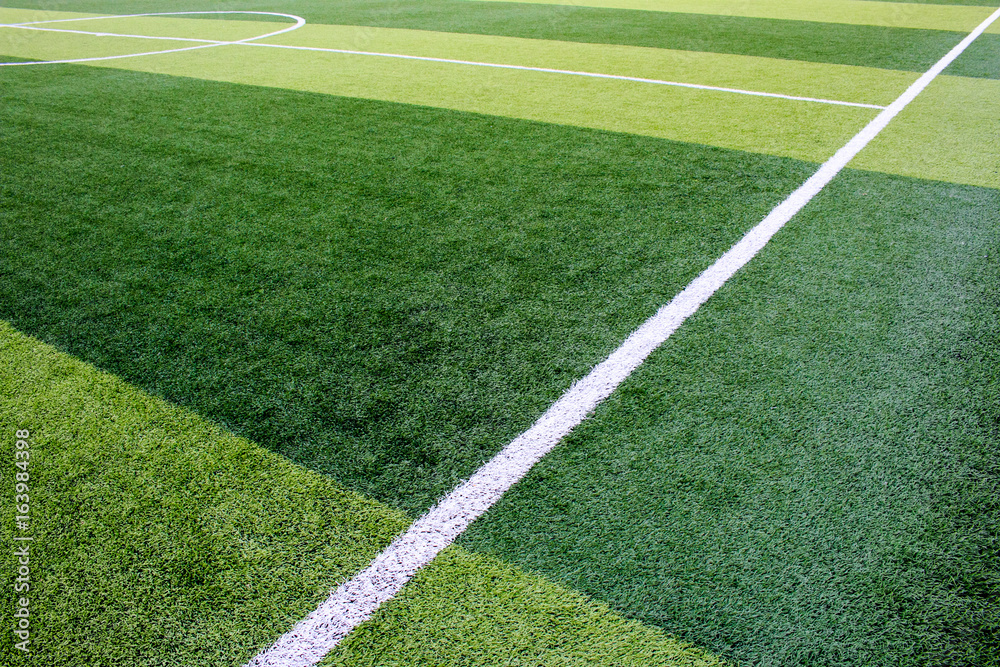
[243,42,887,109]
[0,19,884,108]
[246,5,1000,666]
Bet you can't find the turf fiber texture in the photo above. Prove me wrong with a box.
[0,322,724,666]
[6,0,999,78]
[462,170,1000,666]
[2,2,998,665]
[0,63,816,514]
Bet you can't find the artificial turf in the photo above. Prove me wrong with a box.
[461,169,1000,666]
[0,321,725,666]
[851,75,1000,189]
[0,62,817,514]
[0,11,892,164]
[326,547,724,667]
[2,2,996,664]
[878,0,1000,6]
[6,0,995,77]
[468,0,996,32]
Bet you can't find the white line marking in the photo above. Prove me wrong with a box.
[0,15,880,108]
[2,24,225,44]
[0,11,305,66]
[245,6,1000,667]
[2,10,302,27]
[241,41,886,109]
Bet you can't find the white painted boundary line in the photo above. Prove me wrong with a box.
[0,17,881,108]
[241,42,886,109]
[0,11,305,67]
[246,6,1000,667]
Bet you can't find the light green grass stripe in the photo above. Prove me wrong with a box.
[31,16,289,41]
[0,11,915,107]
[854,75,1000,188]
[0,31,201,63]
[467,0,1000,33]
[324,548,725,667]
[117,44,879,163]
[0,14,294,62]
[0,7,93,24]
[0,320,409,664]
[0,15,878,163]
[259,24,914,107]
[4,12,992,185]
[0,321,723,666]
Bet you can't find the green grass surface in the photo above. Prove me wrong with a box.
[853,76,1000,189]
[0,320,410,665]
[6,0,992,76]
[2,2,997,665]
[878,0,999,6]
[0,62,818,514]
[468,0,997,32]
[462,170,1000,666]
[6,10,996,183]
[327,547,724,667]
[258,23,913,107]
[27,41,876,163]
[0,321,725,666]
[4,11,997,183]
[950,34,1000,78]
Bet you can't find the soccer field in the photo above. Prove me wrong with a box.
[1,1,998,665]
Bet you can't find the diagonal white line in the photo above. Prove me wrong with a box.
[246,6,1000,667]
[242,41,887,109]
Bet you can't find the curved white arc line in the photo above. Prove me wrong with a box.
[0,12,878,109]
[0,11,306,66]
[243,42,887,109]
[245,5,1000,667]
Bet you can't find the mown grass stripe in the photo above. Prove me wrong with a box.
[244,41,885,109]
[0,17,887,109]
[852,74,1000,188]
[2,25,222,44]
[0,11,305,67]
[466,0,998,32]
[0,59,820,513]
[1,11,919,107]
[2,0,986,75]
[7,11,985,185]
[247,7,1000,665]
[463,160,1000,667]
[0,12,881,164]
[0,321,724,666]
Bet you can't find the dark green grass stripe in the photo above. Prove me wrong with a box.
[946,33,1000,78]
[7,0,992,76]
[0,63,816,515]
[0,321,725,666]
[0,321,412,666]
[462,171,1000,667]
